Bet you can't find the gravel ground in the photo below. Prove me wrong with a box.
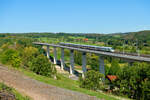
[0,65,100,100]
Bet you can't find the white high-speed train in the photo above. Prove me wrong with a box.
[59,42,115,52]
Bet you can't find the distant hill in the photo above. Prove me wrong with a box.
[123,30,150,41]
[0,30,150,44]
[100,30,150,42]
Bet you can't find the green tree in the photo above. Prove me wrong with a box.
[0,49,16,64]
[79,70,104,90]
[88,54,99,71]
[105,65,110,76]
[109,59,120,75]
[29,54,56,77]
[22,46,39,67]
[74,51,82,65]
[115,63,150,100]
[0,48,21,68]
[11,52,21,68]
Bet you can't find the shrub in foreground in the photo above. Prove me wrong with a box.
[29,54,56,78]
[79,70,104,90]
[0,49,21,68]
[115,63,150,100]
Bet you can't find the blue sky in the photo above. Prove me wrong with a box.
[0,0,150,33]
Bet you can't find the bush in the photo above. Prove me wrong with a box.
[74,51,82,65]
[109,59,121,75]
[0,49,16,64]
[22,46,39,68]
[115,63,150,100]
[11,52,21,68]
[88,55,99,71]
[79,70,104,90]
[29,54,56,77]
[0,49,21,67]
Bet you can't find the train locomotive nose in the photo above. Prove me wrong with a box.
[111,49,115,52]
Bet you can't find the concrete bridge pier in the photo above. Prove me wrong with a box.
[60,48,65,70]
[82,52,87,78]
[46,46,50,59]
[53,47,57,64]
[70,50,75,75]
[99,55,105,81]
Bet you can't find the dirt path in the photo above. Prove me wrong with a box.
[0,65,100,100]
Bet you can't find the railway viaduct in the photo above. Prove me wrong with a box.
[33,42,150,78]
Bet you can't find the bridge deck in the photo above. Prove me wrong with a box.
[33,42,150,62]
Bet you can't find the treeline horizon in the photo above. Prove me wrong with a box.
[0,29,150,34]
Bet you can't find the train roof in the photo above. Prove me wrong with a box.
[59,42,113,49]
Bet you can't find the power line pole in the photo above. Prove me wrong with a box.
[136,39,140,56]
[123,39,125,54]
